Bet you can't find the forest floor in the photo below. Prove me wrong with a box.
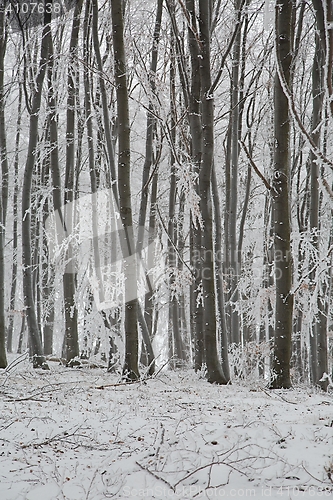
[0,354,333,500]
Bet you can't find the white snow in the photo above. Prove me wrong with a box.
[1,355,333,499]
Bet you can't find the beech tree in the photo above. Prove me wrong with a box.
[111,0,139,380]
[270,0,294,389]
[0,7,7,368]
[21,9,53,368]
[62,0,83,363]
[198,0,228,384]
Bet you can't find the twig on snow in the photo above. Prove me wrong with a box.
[259,387,297,404]
[136,461,175,491]
[302,462,333,486]
[20,424,87,449]
[1,351,29,378]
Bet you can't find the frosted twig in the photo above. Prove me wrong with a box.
[2,351,29,376]
[155,423,165,458]
[136,461,175,491]
[21,424,88,449]
[259,386,297,404]
[302,462,333,486]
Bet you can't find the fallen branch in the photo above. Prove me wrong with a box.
[2,351,29,376]
[260,387,297,404]
[136,461,175,491]
[21,425,87,449]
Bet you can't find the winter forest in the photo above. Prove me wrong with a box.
[2,0,333,498]
[1,0,333,391]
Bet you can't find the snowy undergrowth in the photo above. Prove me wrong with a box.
[1,355,333,500]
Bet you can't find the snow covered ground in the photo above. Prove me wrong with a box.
[1,354,333,500]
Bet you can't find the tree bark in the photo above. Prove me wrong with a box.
[62,0,83,363]
[111,0,139,381]
[212,165,230,381]
[199,0,228,384]
[6,82,22,353]
[228,0,242,346]
[310,0,329,391]
[167,12,181,368]
[186,0,204,371]
[21,9,52,368]
[270,0,294,389]
[0,10,8,365]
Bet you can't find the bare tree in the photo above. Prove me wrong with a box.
[62,0,83,363]
[0,8,8,367]
[111,0,139,380]
[270,0,294,389]
[21,11,53,368]
[198,0,228,384]
[6,81,22,354]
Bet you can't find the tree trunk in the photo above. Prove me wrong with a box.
[92,0,117,191]
[62,0,83,363]
[136,0,162,256]
[42,25,62,357]
[199,0,228,384]
[144,165,159,341]
[186,0,204,371]
[310,0,329,390]
[167,14,181,368]
[136,0,162,372]
[212,165,230,381]
[21,10,52,368]
[270,0,294,389]
[228,0,243,346]
[111,0,139,381]
[309,32,324,385]
[6,82,22,353]
[0,9,7,368]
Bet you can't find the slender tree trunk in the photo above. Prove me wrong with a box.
[62,0,83,363]
[0,192,6,368]
[270,0,294,389]
[111,0,139,380]
[92,0,117,191]
[310,0,329,390]
[17,315,26,355]
[6,83,22,353]
[136,0,163,255]
[186,0,204,370]
[0,11,8,228]
[42,25,62,357]
[176,193,188,362]
[212,165,230,381]
[136,0,162,372]
[228,0,242,346]
[167,15,181,368]
[0,8,7,367]
[21,10,53,368]
[309,32,325,385]
[144,164,159,341]
[199,0,228,384]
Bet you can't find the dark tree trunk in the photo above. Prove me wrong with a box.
[62,0,83,363]
[111,0,139,381]
[6,85,22,353]
[228,0,243,346]
[270,0,294,389]
[198,0,228,384]
[167,13,181,368]
[212,165,230,381]
[310,0,329,390]
[21,10,52,368]
[186,0,204,371]
[0,9,7,367]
